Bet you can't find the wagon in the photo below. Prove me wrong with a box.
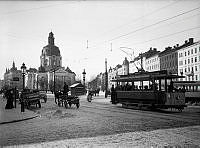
[57,93,80,109]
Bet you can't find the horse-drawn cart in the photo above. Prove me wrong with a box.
[55,92,80,109]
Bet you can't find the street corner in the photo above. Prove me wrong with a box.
[0,107,39,125]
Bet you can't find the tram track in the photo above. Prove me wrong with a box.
[80,101,200,122]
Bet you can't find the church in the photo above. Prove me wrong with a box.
[3,32,76,91]
[37,32,76,91]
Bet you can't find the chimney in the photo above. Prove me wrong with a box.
[189,38,194,44]
[185,40,188,44]
[153,48,157,51]
[176,44,179,47]
[150,47,152,50]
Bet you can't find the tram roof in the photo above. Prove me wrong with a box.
[173,81,200,86]
[111,70,184,82]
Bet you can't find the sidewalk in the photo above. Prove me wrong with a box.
[0,96,38,125]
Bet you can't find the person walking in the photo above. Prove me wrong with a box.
[63,82,69,96]
[5,89,14,109]
[111,85,116,104]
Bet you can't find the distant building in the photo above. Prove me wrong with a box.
[0,80,4,90]
[145,48,160,72]
[26,68,38,89]
[177,39,200,81]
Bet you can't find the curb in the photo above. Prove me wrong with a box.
[0,115,39,125]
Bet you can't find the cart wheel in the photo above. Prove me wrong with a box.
[68,102,72,107]
[64,101,68,108]
[76,103,80,108]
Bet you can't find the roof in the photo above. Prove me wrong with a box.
[173,81,200,86]
[111,70,184,82]
[43,45,60,56]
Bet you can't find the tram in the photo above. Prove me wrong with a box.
[111,70,186,111]
[173,81,200,104]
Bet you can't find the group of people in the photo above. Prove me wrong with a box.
[2,88,19,109]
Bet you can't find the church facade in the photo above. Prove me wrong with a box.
[37,32,76,91]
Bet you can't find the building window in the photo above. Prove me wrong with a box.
[188,51,190,55]
[179,61,183,66]
[188,67,190,72]
[195,66,198,71]
[191,58,193,63]
[185,52,187,56]
[185,60,187,65]
[185,68,187,72]
[195,57,197,62]
[195,48,197,53]
[196,75,198,81]
[192,67,194,72]
[188,59,190,64]
[191,49,193,54]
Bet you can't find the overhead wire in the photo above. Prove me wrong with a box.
[89,5,200,48]
[93,0,180,40]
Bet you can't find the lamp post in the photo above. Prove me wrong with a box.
[53,69,56,94]
[82,69,86,94]
[21,63,26,112]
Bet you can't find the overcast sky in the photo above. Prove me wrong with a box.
[0,0,200,81]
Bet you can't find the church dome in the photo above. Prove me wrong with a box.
[43,45,60,56]
[42,32,61,56]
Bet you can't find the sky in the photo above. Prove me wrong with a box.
[0,0,200,81]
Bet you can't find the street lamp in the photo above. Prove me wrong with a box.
[21,63,26,112]
[82,69,86,94]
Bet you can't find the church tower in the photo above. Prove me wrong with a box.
[48,32,54,45]
[40,32,62,72]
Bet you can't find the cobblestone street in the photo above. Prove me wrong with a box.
[1,94,200,147]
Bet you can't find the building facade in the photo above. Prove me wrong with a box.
[178,40,200,81]
[3,62,23,90]
[145,49,160,72]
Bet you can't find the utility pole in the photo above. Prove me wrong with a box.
[105,58,108,98]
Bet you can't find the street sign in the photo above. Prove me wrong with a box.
[13,77,19,81]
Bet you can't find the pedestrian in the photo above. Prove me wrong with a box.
[111,85,116,104]
[5,89,14,109]
[63,82,69,96]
